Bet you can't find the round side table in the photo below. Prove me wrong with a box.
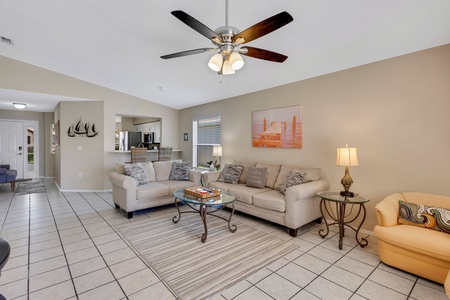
[316,191,370,250]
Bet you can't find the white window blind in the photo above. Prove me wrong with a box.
[193,116,221,167]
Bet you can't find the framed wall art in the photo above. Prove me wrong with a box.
[252,105,302,148]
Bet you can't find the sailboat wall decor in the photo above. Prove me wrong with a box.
[68,117,99,138]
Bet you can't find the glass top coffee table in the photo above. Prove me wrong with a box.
[173,188,237,242]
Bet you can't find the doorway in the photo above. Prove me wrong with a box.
[0,120,39,179]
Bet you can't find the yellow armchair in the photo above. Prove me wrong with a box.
[374,192,450,287]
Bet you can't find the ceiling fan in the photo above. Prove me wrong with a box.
[160,0,293,75]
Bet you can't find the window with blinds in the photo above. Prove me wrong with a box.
[193,116,221,167]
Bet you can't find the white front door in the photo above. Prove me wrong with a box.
[0,121,24,178]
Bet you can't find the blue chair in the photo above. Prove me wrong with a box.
[0,164,17,192]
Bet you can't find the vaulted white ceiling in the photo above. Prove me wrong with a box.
[1,0,450,112]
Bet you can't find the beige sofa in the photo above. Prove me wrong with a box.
[203,162,329,236]
[374,192,450,288]
[109,160,202,218]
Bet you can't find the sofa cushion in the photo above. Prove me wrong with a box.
[159,180,196,194]
[279,170,309,195]
[228,184,271,205]
[124,163,149,186]
[169,162,191,181]
[255,163,281,189]
[136,181,169,199]
[232,160,257,184]
[141,162,156,182]
[217,164,244,184]
[153,159,182,181]
[208,181,232,192]
[246,166,267,189]
[398,200,450,234]
[253,190,286,213]
[274,165,321,190]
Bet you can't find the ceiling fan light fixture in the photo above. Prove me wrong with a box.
[13,103,26,109]
[208,53,223,72]
[230,52,244,70]
[221,60,235,75]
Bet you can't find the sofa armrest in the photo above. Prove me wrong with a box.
[284,179,329,229]
[109,172,137,212]
[285,179,329,201]
[189,170,203,186]
[202,171,221,187]
[109,172,136,190]
[375,193,403,227]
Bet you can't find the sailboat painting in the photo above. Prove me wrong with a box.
[252,105,302,148]
[68,118,99,138]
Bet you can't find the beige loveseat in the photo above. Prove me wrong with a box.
[109,160,202,218]
[374,192,450,288]
[203,161,329,236]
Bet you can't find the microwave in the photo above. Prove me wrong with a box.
[143,132,154,143]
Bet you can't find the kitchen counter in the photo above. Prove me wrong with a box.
[110,149,182,163]
[111,149,182,153]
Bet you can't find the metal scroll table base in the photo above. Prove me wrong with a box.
[318,199,368,250]
[172,198,237,243]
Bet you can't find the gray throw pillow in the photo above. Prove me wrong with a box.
[169,162,192,181]
[279,170,309,195]
[124,163,149,186]
[246,166,267,189]
[217,164,244,184]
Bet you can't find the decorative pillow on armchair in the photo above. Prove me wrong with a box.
[217,164,244,184]
[279,170,309,195]
[169,162,192,181]
[398,200,450,234]
[124,163,149,186]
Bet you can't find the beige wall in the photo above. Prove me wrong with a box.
[0,109,49,177]
[179,44,450,231]
[56,101,104,190]
[0,55,180,190]
[44,112,55,177]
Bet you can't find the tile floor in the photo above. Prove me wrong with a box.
[0,179,447,300]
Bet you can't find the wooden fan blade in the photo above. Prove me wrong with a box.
[161,48,215,59]
[240,47,288,63]
[233,11,293,44]
[171,10,222,42]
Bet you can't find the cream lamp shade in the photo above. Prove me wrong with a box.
[229,52,244,70]
[208,54,223,72]
[221,60,235,75]
[212,146,222,157]
[336,146,359,167]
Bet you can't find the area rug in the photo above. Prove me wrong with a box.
[14,180,46,195]
[116,213,296,300]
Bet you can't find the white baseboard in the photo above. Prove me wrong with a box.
[60,189,112,193]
